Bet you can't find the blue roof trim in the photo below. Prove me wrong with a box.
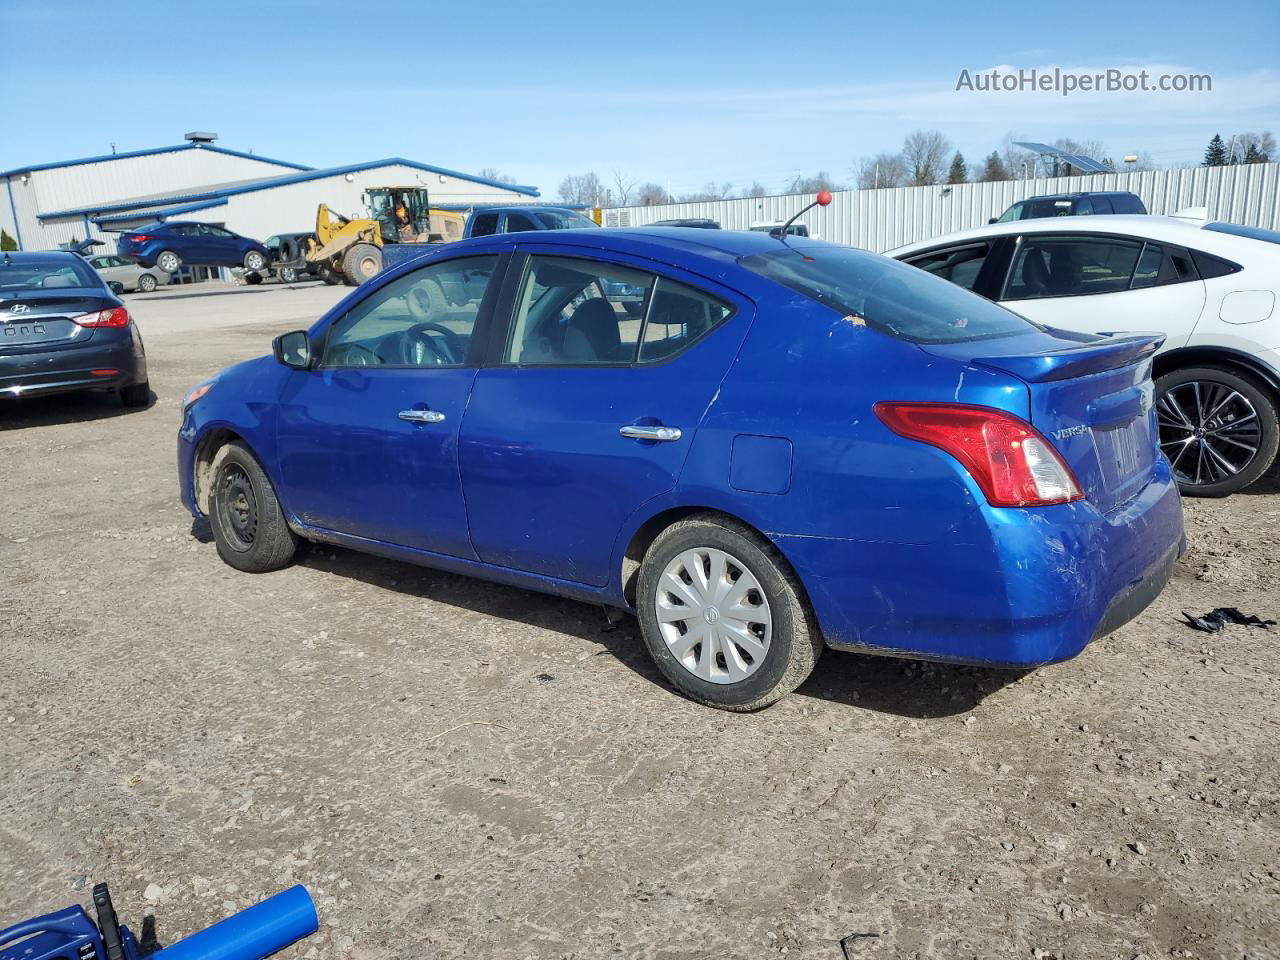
[0,142,311,179]
[92,197,229,225]
[38,157,540,220]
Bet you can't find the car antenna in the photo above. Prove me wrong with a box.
[772,190,832,242]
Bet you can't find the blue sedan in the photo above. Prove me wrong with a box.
[178,228,1184,710]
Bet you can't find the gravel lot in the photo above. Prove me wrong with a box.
[2,280,1277,959]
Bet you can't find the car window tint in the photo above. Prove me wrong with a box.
[506,255,655,365]
[996,203,1023,223]
[503,212,537,233]
[469,213,499,237]
[638,278,733,362]
[1004,236,1143,300]
[1131,242,1163,288]
[905,243,990,291]
[321,255,498,368]
[1190,249,1242,279]
[1092,195,1115,214]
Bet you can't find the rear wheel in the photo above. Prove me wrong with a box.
[243,250,268,272]
[137,273,158,293]
[278,266,298,284]
[244,272,263,285]
[636,515,822,711]
[119,382,149,408]
[1156,365,1279,497]
[156,250,181,273]
[320,266,343,285]
[342,243,382,285]
[209,442,297,573]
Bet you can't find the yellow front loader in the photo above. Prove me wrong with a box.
[305,187,465,285]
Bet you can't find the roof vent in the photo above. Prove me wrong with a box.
[184,131,219,144]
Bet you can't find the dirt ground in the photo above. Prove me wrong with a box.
[2,280,1277,960]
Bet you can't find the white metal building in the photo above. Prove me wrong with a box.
[0,133,540,254]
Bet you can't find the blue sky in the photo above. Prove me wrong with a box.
[1,0,1277,197]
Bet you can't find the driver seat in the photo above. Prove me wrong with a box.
[561,299,624,362]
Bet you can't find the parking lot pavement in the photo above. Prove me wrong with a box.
[1,286,1278,959]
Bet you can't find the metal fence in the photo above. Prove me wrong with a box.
[601,163,1280,253]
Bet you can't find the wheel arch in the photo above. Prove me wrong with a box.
[618,504,805,609]
[1154,346,1280,397]
[191,425,275,516]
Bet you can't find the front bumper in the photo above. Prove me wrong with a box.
[0,328,146,399]
[776,460,1185,668]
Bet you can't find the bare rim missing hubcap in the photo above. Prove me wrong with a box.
[1157,381,1261,486]
[655,547,772,684]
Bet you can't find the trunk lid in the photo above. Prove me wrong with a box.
[0,293,107,354]
[925,330,1165,514]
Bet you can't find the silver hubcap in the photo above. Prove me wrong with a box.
[159,253,178,271]
[655,548,772,684]
[1158,381,1261,486]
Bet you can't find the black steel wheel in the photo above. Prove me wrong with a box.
[1156,366,1279,497]
[209,442,297,572]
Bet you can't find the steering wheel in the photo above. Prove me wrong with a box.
[332,342,381,366]
[407,322,464,364]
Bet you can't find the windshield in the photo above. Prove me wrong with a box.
[534,210,598,230]
[741,245,1037,344]
[1204,222,1280,246]
[0,256,102,292]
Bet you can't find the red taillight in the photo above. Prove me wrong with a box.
[90,368,119,377]
[128,234,149,243]
[72,307,130,328]
[874,402,1084,507]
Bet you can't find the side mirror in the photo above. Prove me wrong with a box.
[273,330,313,369]
[987,217,998,224]
[107,280,124,294]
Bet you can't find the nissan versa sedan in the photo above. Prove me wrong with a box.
[1,251,149,406]
[178,229,1184,711]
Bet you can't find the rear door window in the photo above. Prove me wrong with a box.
[1092,195,1115,214]
[1003,235,1144,300]
[903,243,991,291]
[502,212,538,233]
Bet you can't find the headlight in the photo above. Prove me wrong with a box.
[182,379,216,411]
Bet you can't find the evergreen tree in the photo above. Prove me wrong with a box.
[947,152,968,184]
[1244,143,1264,164]
[1203,134,1229,166]
[979,151,1010,182]
[0,230,17,252]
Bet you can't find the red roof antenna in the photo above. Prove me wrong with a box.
[774,190,833,239]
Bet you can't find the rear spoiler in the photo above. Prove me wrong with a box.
[973,333,1164,383]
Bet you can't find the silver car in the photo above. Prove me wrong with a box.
[87,254,170,293]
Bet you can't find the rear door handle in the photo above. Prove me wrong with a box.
[619,424,682,442]
[399,409,446,424]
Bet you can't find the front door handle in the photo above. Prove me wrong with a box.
[399,409,446,424]
[619,424,682,442]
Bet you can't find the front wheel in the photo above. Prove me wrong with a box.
[342,243,382,285]
[209,442,297,573]
[243,250,268,272]
[1156,366,1279,497]
[156,250,181,273]
[278,266,298,284]
[636,515,822,711]
[119,382,150,408]
[137,273,158,293]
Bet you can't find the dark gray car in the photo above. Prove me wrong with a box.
[0,251,149,406]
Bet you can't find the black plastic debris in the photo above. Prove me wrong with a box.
[1180,607,1277,633]
[840,933,880,958]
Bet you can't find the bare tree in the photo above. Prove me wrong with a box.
[1001,135,1036,179]
[477,167,516,184]
[1120,151,1158,172]
[611,170,638,206]
[1230,131,1276,163]
[786,171,843,194]
[635,182,672,206]
[678,181,735,202]
[853,152,907,189]
[1052,138,1112,175]
[557,172,606,206]
[745,181,769,198]
[901,130,951,186]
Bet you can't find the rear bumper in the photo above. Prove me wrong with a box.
[0,328,146,399]
[776,460,1184,667]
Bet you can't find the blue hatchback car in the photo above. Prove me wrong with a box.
[117,221,271,274]
[178,228,1184,710]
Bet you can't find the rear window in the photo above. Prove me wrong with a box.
[1204,222,1280,246]
[533,210,598,230]
[0,256,102,292]
[742,245,1036,344]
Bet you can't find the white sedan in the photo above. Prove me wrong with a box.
[86,253,171,293]
[889,215,1280,496]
